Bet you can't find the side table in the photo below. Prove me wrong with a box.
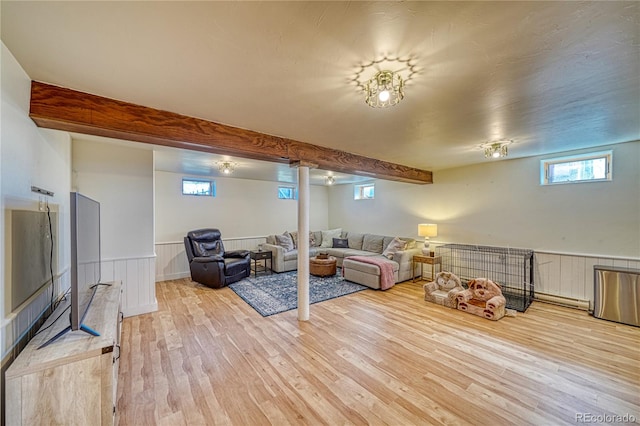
[412,255,442,282]
[250,250,272,277]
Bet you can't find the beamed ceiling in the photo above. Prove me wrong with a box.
[2,1,639,185]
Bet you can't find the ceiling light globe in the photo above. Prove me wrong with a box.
[378,90,390,102]
[492,151,500,158]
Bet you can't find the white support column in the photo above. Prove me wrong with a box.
[297,165,310,321]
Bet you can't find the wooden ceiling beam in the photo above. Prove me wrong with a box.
[29,81,432,184]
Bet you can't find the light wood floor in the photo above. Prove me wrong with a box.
[116,278,640,425]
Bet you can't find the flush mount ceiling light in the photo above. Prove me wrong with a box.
[485,143,507,159]
[325,175,335,185]
[350,56,418,109]
[481,140,512,159]
[365,70,404,108]
[217,161,237,175]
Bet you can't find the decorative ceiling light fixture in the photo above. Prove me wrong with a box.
[325,175,335,185]
[365,70,404,108]
[217,161,237,175]
[481,140,512,159]
[485,143,508,159]
[351,56,418,109]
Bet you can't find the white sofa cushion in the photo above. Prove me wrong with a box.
[325,248,376,259]
[346,232,365,250]
[320,228,342,248]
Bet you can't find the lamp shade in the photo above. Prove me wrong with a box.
[418,224,438,238]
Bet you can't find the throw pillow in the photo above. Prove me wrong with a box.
[382,237,407,259]
[332,238,349,248]
[311,231,323,247]
[401,238,417,249]
[283,231,317,248]
[289,231,298,249]
[320,228,342,248]
[275,232,295,252]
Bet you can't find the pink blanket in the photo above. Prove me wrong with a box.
[344,256,396,290]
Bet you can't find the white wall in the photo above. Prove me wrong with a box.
[155,170,329,242]
[154,170,330,281]
[327,179,420,239]
[72,139,157,316]
[73,140,155,258]
[330,141,640,258]
[1,42,72,360]
[329,141,640,305]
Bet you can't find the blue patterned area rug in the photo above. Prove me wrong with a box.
[228,269,368,317]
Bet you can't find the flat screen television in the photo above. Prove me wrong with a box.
[40,192,102,347]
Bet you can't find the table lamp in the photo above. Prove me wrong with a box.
[418,224,438,255]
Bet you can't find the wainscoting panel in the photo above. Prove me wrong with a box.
[101,255,157,317]
[155,241,190,282]
[534,251,640,310]
[223,237,266,252]
[155,239,640,312]
[155,237,267,283]
[2,271,69,364]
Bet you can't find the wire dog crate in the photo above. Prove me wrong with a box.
[435,243,535,312]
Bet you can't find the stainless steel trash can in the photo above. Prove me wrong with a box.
[593,266,640,327]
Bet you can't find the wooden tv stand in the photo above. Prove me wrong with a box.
[5,281,123,425]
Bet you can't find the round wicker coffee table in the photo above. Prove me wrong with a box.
[309,255,337,277]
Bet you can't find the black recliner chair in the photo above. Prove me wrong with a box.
[184,229,251,289]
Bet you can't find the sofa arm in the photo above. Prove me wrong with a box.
[447,287,465,299]
[456,289,473,303]
[423,281,437,293]
[486,295,507,310]
[393,247,422,267]
[225,250,250,259]
[263,243,285,272]
[448,287,465,305]
[395,247,422,261]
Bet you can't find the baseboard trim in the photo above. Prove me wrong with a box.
[156,272,190,282]
[535,292,591,311]
[123,301,158,318]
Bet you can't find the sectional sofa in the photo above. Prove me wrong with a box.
[264,229,422,288]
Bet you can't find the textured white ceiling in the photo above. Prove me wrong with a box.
[2,1,639,183]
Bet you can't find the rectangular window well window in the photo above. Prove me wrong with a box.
[354,183,375,200]
[541,150,612,185]
[278,185,297,200]
[182,178,216,196]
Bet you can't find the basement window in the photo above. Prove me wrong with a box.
[541,150,612,185]
[354,183,375,200]
[182,178,216,196]
[278,185,297,200]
